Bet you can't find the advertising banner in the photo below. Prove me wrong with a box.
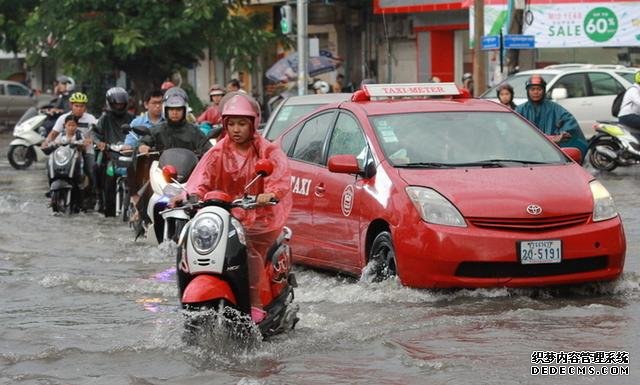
[523,3,640,47]
[471,2,640,48]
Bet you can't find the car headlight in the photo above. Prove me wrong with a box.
[190,214,224,254]
[405,186,466,227]
[53,146,73,166]
[590,180,618,222]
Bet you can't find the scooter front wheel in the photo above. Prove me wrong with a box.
[8,145,34,170]
[588,137,620,172]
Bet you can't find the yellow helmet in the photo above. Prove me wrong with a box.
[69,92,88,104]
[635,71,640,84]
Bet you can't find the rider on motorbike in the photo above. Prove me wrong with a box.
[515,74,588,159]
[43,92,97,207]
[93,87,135,215]
[618,71,640,130]
[176,92,292,323]
[132,87,212,232]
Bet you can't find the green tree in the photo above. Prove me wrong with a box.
[17,0,280,110]
[0,0,38,54]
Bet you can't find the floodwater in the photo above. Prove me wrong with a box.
[0,130,638,385]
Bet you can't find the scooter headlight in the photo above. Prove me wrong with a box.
[190,214,223,255]
[53,146,73,166]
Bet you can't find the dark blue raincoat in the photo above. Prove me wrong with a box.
[516,100,588,158]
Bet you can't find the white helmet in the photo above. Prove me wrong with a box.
[313,80,330,94]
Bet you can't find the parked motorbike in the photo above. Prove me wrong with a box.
[7,107,49,169]
[587,121,640,171]
[43,139,86,214]
[168,160,299,338]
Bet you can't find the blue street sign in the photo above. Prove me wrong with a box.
[504,34,535,49]
[481,35,500,50]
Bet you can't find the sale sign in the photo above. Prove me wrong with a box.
[523,3,640,48]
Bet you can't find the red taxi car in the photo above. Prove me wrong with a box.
[275,83,626,288]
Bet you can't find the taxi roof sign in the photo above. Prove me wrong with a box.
[362,83,461,98]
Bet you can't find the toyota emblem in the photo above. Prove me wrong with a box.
[526,204,543,215]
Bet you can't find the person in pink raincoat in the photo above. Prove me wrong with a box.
[183,92,292,323]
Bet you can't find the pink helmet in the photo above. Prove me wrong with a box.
[220,92,261,131]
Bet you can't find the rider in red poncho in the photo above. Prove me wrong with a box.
[184,92,292,323]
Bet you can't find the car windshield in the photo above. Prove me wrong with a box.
[370,111,568,167]
[480,73,555,100]
[265,104,323,140]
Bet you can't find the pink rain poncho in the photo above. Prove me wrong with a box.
[185,93,292,311]
[185,132,292,235]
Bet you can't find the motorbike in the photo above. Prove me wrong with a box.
[145,147,198,243]
[43,138,86,214]
[167,160,299,338]
[587,121,640,171]
[7,107,50,169]
[97,143,134,217]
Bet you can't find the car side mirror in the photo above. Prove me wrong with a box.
[328,154,361,174]
[551,87,568,101]
[561,147,582,163]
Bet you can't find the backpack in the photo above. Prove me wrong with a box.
[611,89,626,117]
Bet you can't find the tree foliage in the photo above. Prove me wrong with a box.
[14,0,280,109]
[0,0,39,53]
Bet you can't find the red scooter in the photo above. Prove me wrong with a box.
[164,160,299,338]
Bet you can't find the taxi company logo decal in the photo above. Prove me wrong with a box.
[526,204,543,216]
[341,185,355,217]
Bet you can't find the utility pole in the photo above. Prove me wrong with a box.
[297,0,308,96]
[473,0,486,96]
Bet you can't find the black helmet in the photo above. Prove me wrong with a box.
[105,87,129,117]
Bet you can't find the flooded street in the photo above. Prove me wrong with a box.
[1,130,638,385]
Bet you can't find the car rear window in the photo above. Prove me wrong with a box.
[265,104,323,140]
[370,111,567,167]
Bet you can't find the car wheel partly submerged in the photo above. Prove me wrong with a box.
[362,231,397,283]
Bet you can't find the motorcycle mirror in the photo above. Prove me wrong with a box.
[255,159,274,177]
[208,124,223,139]
[162,165,178,183]
[131,125,150,137]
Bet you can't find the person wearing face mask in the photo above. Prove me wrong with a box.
[176,92,292,324]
